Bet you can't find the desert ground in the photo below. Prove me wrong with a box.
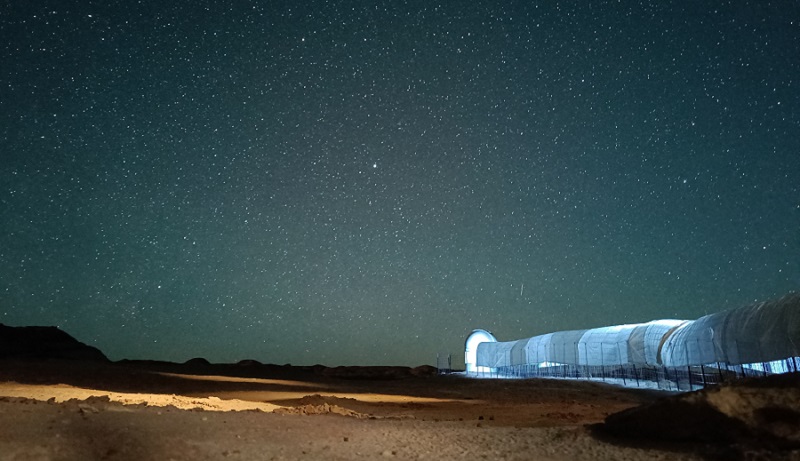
[4,357,798,461]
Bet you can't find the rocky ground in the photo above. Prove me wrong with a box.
[1,358,798,460]
[1,325,798,460]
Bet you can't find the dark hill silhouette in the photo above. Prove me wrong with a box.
[0,324,108,361]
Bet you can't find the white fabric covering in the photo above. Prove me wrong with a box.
[475,293,800,369]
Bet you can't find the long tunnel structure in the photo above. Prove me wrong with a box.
[466,292,800,389]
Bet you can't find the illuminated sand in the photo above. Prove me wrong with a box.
[1,359,793,460]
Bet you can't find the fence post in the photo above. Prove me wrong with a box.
[600,342,606,382]
[755,340,767,377]
[735,339,744,378]
[686,365,692,391]
[585,342,591,380]
[700,364,706,388]
[545,343,549,378]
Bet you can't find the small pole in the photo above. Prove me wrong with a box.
[600,343,606,382]
[700,364,706,388]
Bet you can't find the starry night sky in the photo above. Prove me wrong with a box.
[2,1,799,367]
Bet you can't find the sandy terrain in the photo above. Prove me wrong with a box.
[0,359,792,460]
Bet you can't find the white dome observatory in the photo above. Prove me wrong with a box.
[464,329,497,375]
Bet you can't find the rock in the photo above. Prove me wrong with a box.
[0,324,108,361]
[600,372,800,450]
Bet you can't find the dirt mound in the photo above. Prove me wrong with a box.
[273,401,369,418]
[600,372,800,452]
[410,365,438,376]
[296,394,358,406]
